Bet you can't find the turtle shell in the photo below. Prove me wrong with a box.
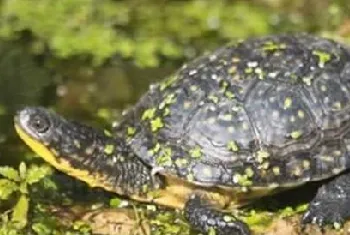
[115,34,350,190]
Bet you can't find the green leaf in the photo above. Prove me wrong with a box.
[72,220,91,233]
[26,164,52,185]
[0,179,18,199]
[0,166,20,182]
[208,227,217,235]
[32,223,52,235]
[19,162,26,180]
[109,198,121,208]
[12,194,29,229]
[19,181,27,194]
[40,177,57,190]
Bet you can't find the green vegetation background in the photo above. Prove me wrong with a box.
[0,0,349,234]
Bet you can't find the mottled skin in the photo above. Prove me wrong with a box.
[14,34,350,234]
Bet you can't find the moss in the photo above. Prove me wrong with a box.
[150,211,189,235]
[312,50,331,67]
[291,130,302,139]
[243,210,274,228]
[262,42,286,52]
[103,144,115,155]
[189,146,202,159]
[150,117,164,132]
[227,140,239,152]
[142,108,156,121]
[127,127,136,136]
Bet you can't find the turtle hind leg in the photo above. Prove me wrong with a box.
[302,172,350,228]
[184,194,251,235]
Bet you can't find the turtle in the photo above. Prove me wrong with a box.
[14,33,350,235]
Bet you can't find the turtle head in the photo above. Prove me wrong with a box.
[14,107,109,178]
[15,107,61,148]
[14,107,159,196]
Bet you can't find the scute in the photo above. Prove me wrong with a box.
[244,81,317,147]
[115,33,350,191]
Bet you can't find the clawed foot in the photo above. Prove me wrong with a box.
[184,194,251,235]
[302,202,344,230]
[300,174,350,231]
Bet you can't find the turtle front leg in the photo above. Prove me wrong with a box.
[302,172,350,228]
[184,195,250,235]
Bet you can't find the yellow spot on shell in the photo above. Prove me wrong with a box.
[292,166,302,176]
[208,95,219,103]
[73,139,81,148]
[244,167,254,177]
[142,108,156,120]
[284,97,292,109]
[156,147,172,166]
[160,75,177,91]
[256,150,270,163]
[232,57,240,63]
[183,101,191,109]
[261,162,269,170]
[202,167,212,177]
[127,127,136,136]
[223,215,236,222]
[207,117,216,124]
[150,143,161,155]
[220,81,228,90]
[190,146,202,158]
[303,160,310,170]
[290,115,296,122]
[104,144,114,155]
[227,140,239,152]
[272,166,280,175]
[302,77,312,86]
[242,122,249,130]
[85,147,94,155]
[262,42,286,51]
[151,117,164,132]
[333,102,342,110]
[164,93,176,105]
[320,155,333,162]
[297,110,305,119]
[187,173,195,181]
[104,130,112,137]
[175,158,188,167]
[312,50,331,68]
[244,67,253,74]
[225,91,235,99]
[228,66,237,74]
[221,114,232,121]
[190,85,198,92]
[163,108,171,116]
[333,150,342,157]
[291,130,302,139]
[234,174,253,187]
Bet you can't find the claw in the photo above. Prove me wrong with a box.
[301,210,311,224]
[315,216,324,227]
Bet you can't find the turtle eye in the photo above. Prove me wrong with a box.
[29,115,50,134]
